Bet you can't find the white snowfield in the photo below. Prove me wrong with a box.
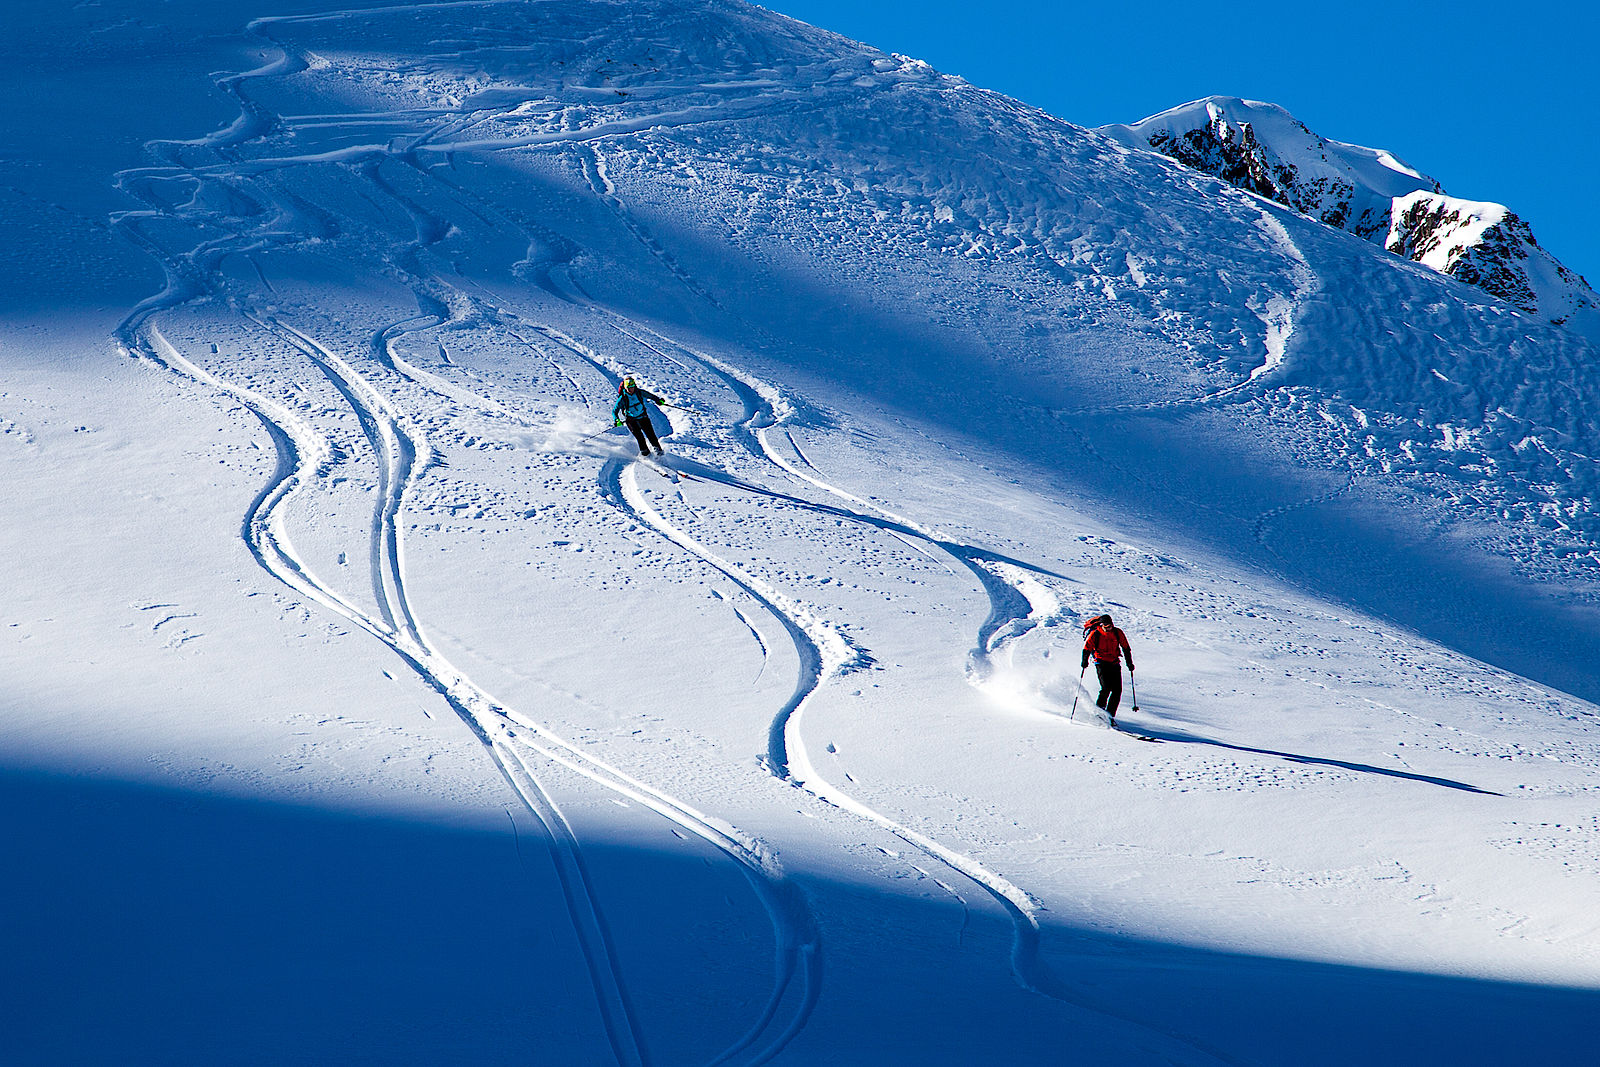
[3,2,1599,1064]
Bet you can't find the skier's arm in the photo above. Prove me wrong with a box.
[1119,630,1134,670]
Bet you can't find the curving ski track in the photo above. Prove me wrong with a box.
[110,15,827,1066]
[105,5,1244,1062]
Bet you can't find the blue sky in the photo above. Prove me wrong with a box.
[765,1,1599,285]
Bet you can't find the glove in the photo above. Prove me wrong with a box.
[612,417,621,427]
[1127,662,1135,672]
[1081,651,1090,670]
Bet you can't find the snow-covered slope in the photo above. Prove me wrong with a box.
[1102,95,1600,339]
[4,2,1600,1063]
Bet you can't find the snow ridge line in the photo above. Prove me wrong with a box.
[1250,204,1320,382]
[1061,204,1320,421]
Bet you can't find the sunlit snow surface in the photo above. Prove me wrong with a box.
[3,1,1600,1063]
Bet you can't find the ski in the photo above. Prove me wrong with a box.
[639,455,699,483]
[639,457,680,483]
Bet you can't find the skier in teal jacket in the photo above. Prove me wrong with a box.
[612,376,667,457]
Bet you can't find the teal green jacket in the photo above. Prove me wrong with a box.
[614,385,665,422]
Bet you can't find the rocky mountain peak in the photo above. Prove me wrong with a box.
[1100,96,1597,338]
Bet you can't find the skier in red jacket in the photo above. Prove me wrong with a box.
[1081,614,1134,720]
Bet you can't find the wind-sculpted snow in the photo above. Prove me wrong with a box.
[17,0,1592,1061]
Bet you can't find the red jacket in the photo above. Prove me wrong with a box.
[1084,625,1132,666]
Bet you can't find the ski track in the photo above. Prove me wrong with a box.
[591,321,1234,1062]
[128,296,825,1066]
[107,7,1243,1063]
[496,119,1213,1040]
[111,18,829,1066]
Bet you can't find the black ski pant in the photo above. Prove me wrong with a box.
[624,414,660,455]
[1094,660,1123,716]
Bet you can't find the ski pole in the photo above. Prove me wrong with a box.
[578,424,616,443]
[1129,670,1139,714]
[1068,663,1087,721]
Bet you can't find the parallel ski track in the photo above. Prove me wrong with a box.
[598,339,1237,1064]
[564,119,1088,969]
[616,329,1058,962]
[111,16,830,1067]
[130,310,658,1067]
[567,136,1241,1055]
[643,331,1253,1063]
[113,7,1241,1061]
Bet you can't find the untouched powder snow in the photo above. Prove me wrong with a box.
[4,2,1600,1063]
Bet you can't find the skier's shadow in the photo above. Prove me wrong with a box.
[1132,724,1503,796]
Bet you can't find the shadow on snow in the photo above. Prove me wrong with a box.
[2,764,1590,1067]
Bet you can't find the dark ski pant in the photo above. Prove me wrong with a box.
[624,414,660,455]
[1094,660,1123,716]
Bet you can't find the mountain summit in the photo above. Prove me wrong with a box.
[1101,96,1599,336]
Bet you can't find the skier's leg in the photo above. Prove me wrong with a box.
[642,418,662,454]
[626,417,651,455]
[1095,661,1121,715]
